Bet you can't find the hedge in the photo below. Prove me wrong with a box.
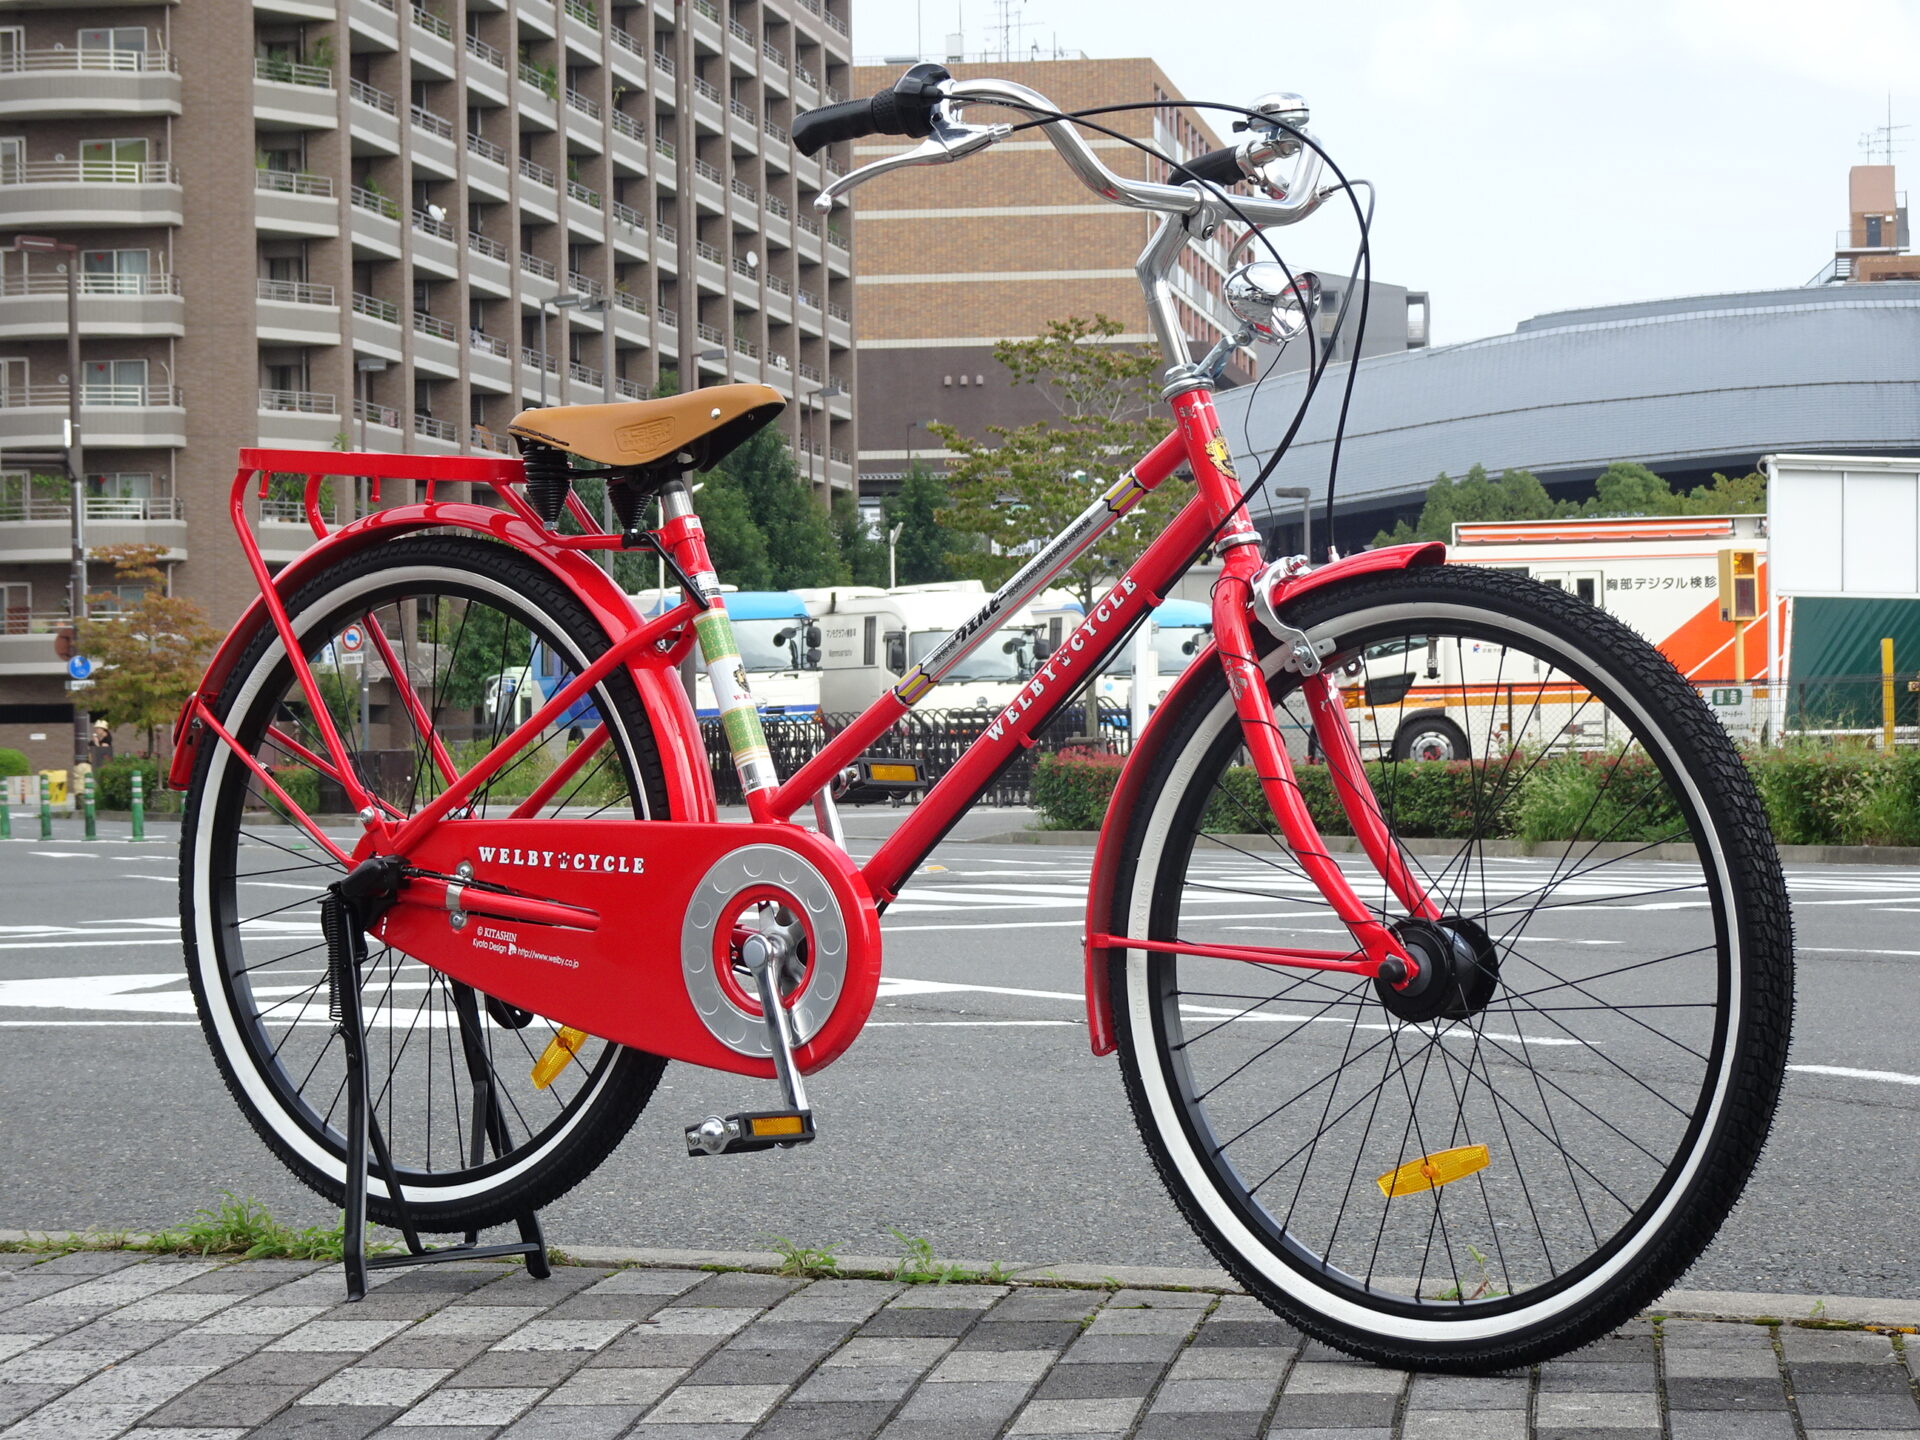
[0,748,27,778]
[96,756,172,811]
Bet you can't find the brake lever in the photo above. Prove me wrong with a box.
[813,111,1010,211]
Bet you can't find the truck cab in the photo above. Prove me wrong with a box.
[804,580,1044,713]
[631,588,822,718]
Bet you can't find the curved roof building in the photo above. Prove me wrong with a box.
[1222,281,1920,548]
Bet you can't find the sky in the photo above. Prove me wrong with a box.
[847,0,1920,346]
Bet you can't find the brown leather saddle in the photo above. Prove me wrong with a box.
[507,384,785,474]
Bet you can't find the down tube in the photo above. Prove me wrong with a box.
[862,495,1221,903]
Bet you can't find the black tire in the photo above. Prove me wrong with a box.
[181,535,676,1233]
[1106,563,1793,1370]
[1394,714,1468,762]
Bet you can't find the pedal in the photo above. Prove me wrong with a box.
[685,1111,816,1156]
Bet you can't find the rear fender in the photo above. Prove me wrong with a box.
[169,503,716,822]
[1081,541,1445,1053]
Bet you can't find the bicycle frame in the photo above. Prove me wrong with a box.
[178,388,1441,1068]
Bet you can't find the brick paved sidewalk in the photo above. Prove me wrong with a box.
[2,1251,1917,1440]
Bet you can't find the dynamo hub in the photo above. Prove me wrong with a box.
[1375,916,1500,1023]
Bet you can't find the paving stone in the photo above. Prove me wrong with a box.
[1008,1395,1143,1433]
[788,1362,924,1402]
[1406,1374,1528,1407]
[364,1427,498,1440]
[30,1253,149,1275]
[754,1400,898,1440]
[143,1383,309,1427]
[1779,1329,1895,1362]
[392,1386,545,1426]
[1401,1414,1526,1440]
[0,1346,119,1384]
[358,1336,494,1370]
[0,1304,95,1336]
[539,1293,667,1323]
[583,1332,727,1369]
[0,1385,69,1426]
[635,1306,761,1337]
[1665,1348,1780,1378]
[624,1426,751,1440]
[544,1367,682,1407]
[298,1366,453,1407]
[1135,1414,1266,1440]
[887,1288,1006,1312]
[949,1320,1075,1352]
[39,1316,185,1357]
[130,1329,271,1367]
[372,1272,503,1297]
[1668,1413,1797,1440]
[765,1294,899,1325]
[1084,1307,1200,1336]
[410,1307,537,1340]
[172,1268,307,1296]
[1664,1322,1778,1349]
[64,1362,220,1406]
[815,1335,947,1368]
[926,1348,1057,1385]
[641,1382,788,1424]
[1539,1362,1658,1392]
[893,1379,1033,1424]
[1267,1391,1400,1428]
[247,1405,403,1440]
[0,1399,154,1439]
[1261,1430,1391,1440]
[0,1277,92,1305]
[1801,1432,1920,1440]
[1666,1377,1788,1410]
[193,1305,333,1336]
[1561,1336,1662,1364]
[1169,1346,1293,1381]
[123,1429,254,1440]
[857,1308,980,1339]
[498,1401,643,1439]
[1152,1376,1280,1412]
[490,1317,629,1352]
[1033,1362,1164,1400]
[579,1269,705,1297]
[1535,1392,1662,1428]
[980,1292,1105,1323]
[726,1321,854,1356]
[874,1422,1016,1440]
[316,1296,451,1324]
[1789,1359,1915,1393]
[684,1345,818,1386]
[271,1320,416,1353]
[1796,1394,1920,1429]
[1189,1321,1299,1349]
[1284,1362,1403,1394]
[447,1349,586,1388]
[679,1273,804,1307]
[211,1350,357,1386]
[1060,1332,1185,1365]
[1534,1430,1660,1440]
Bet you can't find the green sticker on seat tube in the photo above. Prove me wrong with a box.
[694,607,776,793]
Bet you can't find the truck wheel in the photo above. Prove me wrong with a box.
[1393,714,1468,761]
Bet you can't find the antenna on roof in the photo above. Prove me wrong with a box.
[1858,93,1909,165]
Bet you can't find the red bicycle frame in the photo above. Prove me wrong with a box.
[176,389,1440,1060]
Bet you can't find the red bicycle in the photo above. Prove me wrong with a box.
[175,71,1792,1369]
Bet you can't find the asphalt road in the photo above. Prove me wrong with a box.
[2,806,1917,1300]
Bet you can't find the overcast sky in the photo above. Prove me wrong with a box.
[848,0,1920,346]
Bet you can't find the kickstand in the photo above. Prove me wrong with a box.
[323,884,551,1301]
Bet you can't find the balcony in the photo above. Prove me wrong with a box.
[0,47,180,120]
[690,74,723,133]
[350,291,402,360]
[252,56,337,131]
[607,27,648,86]
[609,201,649,261]
[254,277,340,345]
[254,167,337,237]
[412,311,459,375]
[465,230,511,296]
[258,387,342,446]
[468,328,511,391]
[691,155,725,214]
[463,33,508,104]
[565,178,604,238]
[0,384,186,451]
[465,130,510,200]
[1,158,182,228]
[0,491,187,565]
[347,0,400,49]
[408,4,457,76]
[0,612,71,678]
[409,102,457,177]
[351,396,402,447]
[517,61,558,128]
[348,184,403,257]
[347,78,399,153]
[0,272,183,340]
[411,209,458,277]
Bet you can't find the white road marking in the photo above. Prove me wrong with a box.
[30,851,99,859]
[1790,1064,1920,1088]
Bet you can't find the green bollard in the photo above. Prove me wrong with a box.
[83,771,97,841]
[130,769,146,843]
[0,781,10,839]
[39,773,53,841]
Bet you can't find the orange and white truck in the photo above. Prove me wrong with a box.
[1344,514,1775,759]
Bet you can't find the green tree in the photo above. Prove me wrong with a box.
[1583,461,1676,516]
[695,482,772,589]
[926,315,1173,610]
[830,491,888,586]
[883,463,956,585]
[1372,463,1561,545]
[705,427,846,589]
[76,544,220,757]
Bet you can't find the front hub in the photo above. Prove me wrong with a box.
[1375,917,1500,1023]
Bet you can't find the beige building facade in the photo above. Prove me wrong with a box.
[0,0,857,765]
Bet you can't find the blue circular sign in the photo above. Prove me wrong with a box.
[67,656,92,680]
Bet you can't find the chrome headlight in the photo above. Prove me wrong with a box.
[1224,264,1319,345]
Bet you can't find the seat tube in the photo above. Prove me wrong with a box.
[658,482,779,822]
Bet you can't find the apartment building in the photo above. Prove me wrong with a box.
[847,54,1255,494]
[0,0,857,758]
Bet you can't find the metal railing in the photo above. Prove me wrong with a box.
[0,493,182,523]
[348,78,396,113]
[764,118,788,144]
[565,88,600,121]
[610,110,644,142]
[566,178,602,208]
[827,226,849,251]
[0,46,177,74]
[0,383,180,408]
[692,0,718,19]
[411,208,454,240]
[655,219,676,245]
[414,412,457,440]
[656,305,677,329]
[519,251,557,280]
[0,610,72,636]
[468,328,509,356]
[254,56,333,88]
[256,277,336,306]
[568,360,603,387]
[349,184,401,220]
[611,200,645,229]
[694,239,722,263]
[763,40,787,68]
[520,345,560,373]
[728,18,755,45]
[766,272,792,296]
[730,98,757,127]
[3,159,178,185]
[765,193,789,219]
[518,155,555,187]
[466,230,508,261]
[612,289,649,316]
[351,291,399,323]
[696,320,724,344]
[470,426,509,452]
[692,75,722,104]
[825,298,850,321]
[692,157,723,185]
[824,8,848,35]
[796,288,819,309]
[613,375,645,399]
[466,131,509,165]
[413,311,455,340]
[464,33,506,69]
[796,211,821,236]
[733,333,757,358]
[653,49,675,76]
[797,360,822,382]
[609,28,645,62]
[258,498,306,522]
[0,272,180,298]
[255,167,332,196]
[517,61,556,98]
[563,0,598,27]
[353,396,400,427]
[655,135,676,162]
[410,103,453,138]
[794,62,816,90]
[258,388,336,414]
[410,4,452,40]
[567,270,605,298]
[730,176,757,203]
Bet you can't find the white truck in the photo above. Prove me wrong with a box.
[1345,514,1773,758]
[629,588,822,718]
[804,580,1045,714]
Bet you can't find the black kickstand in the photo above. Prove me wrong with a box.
[323,884,551,1301]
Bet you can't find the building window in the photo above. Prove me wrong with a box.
[82,248,151,293]
[78,26,147,56]
[82,358,148,403]
[80,136,148,179]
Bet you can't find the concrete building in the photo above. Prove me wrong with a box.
[0,0,857,764]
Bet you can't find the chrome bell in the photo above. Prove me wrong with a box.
[1223,263,1319,345]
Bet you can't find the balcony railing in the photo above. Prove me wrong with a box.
[728,18,755,45]
[655,135,676,162]
[825,298,850,321]
[733,333,757,358]
[611,200,645,229]
[0,493,182,524]
[797,212,821,236]
[731,255,756,281]
[613,376,644,399]
[466,131,509,166]
[609,28,645,61]
[567,270,605,298]
[730,176,757,203]
[567,178,602,208]
[766,193,789,219]
[730,98,757,127]
[519,345,560,373]
[0,272,181,298]
[349,184,402,220]
[464,33,506,69]
[256,277,336,306]
[692,75,721,104]
[470,425,509,452]
[255,167,332,197]
[4,159,178,186]
[467,230,508,261]
[692,157,723,185]
[564,88,600,120]
[518,155,555,187]
[653,49,675,76]
[693,0,718,19]
[351,291,400,323]
[655,219,676,245]
[0,610,71,636]
[568,361,602,387]
[410,4,452,41]
[412,208,454,240]
[410,103,453,139]
[519,251,557,280]
[413,312,456,341]
[764,118,788,144]
[694,239,721,263]
[612,289,648,316]
[657,306,677,329]
[0,47,177,75]
[762,40,787,68]
[348,78,396,114]
[414,412,457,440]
[518,61,556,98]
[563,0,598,27]
[825,8,848,35]
[352,397,400,427]
[259,388,336,414]
[258,498,306,522]
[610,110,643,142]
[0,383,181,408]
[827,227,849,251]
[765,272,791,296]
[794,63,816,89]
[796,288,819,309]
[696,320,724,345]
[468,328,509,357]
[254,56,333,88]
[798,360,822,382]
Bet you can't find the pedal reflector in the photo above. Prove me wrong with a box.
[530,1026,590,1090]
[1378,1144,1489,1198]
[686,1110,816,1155]
[868,762,919,783]
[750,1114,806,1138]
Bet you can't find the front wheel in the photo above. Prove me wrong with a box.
[1106,563,1792,1370]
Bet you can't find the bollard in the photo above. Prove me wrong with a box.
[39,773,53,841]
[130,769,146,843]
[83,771,98,841]
[1883,638,1897,753]
[0,781,10,839]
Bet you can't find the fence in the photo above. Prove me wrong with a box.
[699,704,1132,808]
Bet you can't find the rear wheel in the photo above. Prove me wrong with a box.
[182,536,676,1233]
[1107,564,1792,1370]
[1394,715,1468,762]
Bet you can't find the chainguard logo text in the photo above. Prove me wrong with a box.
[475,846,645,875]
[982,577,1141,744]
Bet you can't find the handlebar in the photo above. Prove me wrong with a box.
[791,62,947,156]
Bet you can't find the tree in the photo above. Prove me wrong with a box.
[829,492,888,586]
[704,427,846,589]
[1372,464,1559,545]
[926,315,1174,611]
[75,544,220,757]
[1372,461,1768,545]
[883,463,956,585]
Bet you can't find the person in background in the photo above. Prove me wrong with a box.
[89,720,114,769]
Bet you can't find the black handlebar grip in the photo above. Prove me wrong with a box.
[1172,145,1243,187]
[791,96,883,157]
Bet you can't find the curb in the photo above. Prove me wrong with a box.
[968,829,1920,867]
[5,1231,1914,1329]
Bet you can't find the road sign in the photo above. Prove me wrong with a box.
[65,679,94,692]
[66,656,92,680]
[340,624,366,653]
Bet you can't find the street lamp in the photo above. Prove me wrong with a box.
[537,291,588,408]
[888,521,904,588]
[15,234,87,770]
[803,379,845,491]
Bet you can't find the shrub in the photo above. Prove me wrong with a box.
[1745,746,1875,846]
[1846,751,1920,846]
[1031,750,1124,830]
[1515,750,1687,846]
[0,748,27,778]
[96,756,163,810]
[267,765,321,818]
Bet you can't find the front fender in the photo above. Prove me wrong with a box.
[1081,541,1445,1054]
[169,502,716,823]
